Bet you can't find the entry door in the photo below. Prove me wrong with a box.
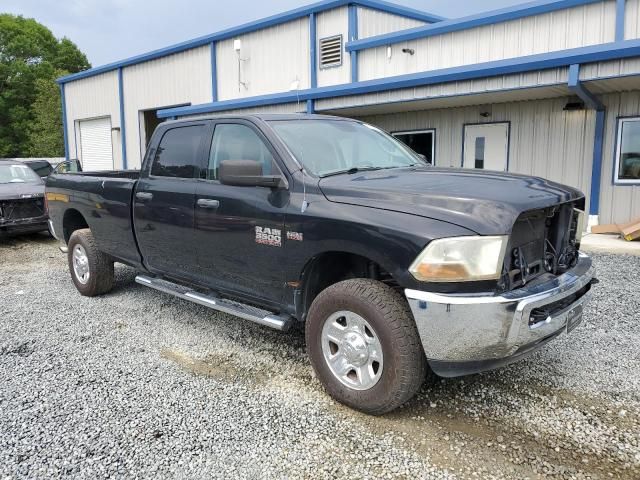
[463,123,509,171]
[194,121,288,305]
[78,117,114,171]
[133,123,207,280]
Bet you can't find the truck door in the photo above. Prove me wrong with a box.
[193,120,288,305]
[133,122,207,280]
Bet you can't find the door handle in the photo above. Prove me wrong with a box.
[136,192,153,201]
[197,198,220,209]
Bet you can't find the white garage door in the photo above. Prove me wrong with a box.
[79,117,114,171]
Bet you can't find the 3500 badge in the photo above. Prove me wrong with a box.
[255,226,282,247]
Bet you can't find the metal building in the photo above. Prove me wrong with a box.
[57,0,640,226]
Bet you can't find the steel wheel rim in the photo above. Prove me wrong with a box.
[72,244,90,284]
[321,310,383,391]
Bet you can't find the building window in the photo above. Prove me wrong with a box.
[392,129,435,165]
[474,137,486,169]
[615,117,640,184]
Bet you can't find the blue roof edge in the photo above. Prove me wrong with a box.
[346,0,606,52]
[56,0,443,84]
[157,39,640,118]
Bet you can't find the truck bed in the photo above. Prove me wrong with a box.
[46,171,143,268]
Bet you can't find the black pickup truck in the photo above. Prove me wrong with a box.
[46,114,596,414]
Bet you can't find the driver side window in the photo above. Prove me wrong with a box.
[207,124,275,180]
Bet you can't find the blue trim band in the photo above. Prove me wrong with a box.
[349,4,359,82]
[616,0,626,42]
[346,0,605,52]
[59,84,69,161]
[118,68,127,169]
[56,0,442,85]
[590,109,605,215]
[211,41,218,102]
[310,13,317,88]
[568,64,604,110]
[157,39,640,118]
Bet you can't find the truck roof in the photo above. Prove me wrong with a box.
[163,113,353,125]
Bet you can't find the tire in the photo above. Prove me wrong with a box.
[67,228,114,297]
[306,279,427,415]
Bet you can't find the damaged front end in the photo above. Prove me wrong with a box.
[0,195,49,236]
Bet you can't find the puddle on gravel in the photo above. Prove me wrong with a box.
[161,348,243,383]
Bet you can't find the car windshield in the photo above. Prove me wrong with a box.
[0,164,42,184]
[269,119,425,177]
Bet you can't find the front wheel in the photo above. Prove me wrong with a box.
[67,228,114,297]
[306,279,427,415]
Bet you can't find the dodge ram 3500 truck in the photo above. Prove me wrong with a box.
[46,114,596,415]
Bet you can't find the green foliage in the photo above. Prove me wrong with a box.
[0,14,90,157]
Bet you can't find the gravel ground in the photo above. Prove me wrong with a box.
[0,234,639,479]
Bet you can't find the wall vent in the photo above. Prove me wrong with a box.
[319,35,343,69]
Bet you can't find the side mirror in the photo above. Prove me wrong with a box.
[219,160,284,188]
[54,159,82,174]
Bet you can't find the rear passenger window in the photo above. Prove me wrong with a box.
[151,126,204,178]
[207,124,275,180]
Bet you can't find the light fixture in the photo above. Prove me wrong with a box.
[563,101,585,111]
[401,48,415,55]
[480,111,491,118]
[233,39,242,52]
[387,46,392,60]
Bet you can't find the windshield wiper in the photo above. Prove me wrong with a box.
[320,166,391,178]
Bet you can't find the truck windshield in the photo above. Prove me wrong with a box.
[0,165,42,184]
[269,119,424,177]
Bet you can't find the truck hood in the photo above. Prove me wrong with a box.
[0,182,44,201]
[319,167,584,235]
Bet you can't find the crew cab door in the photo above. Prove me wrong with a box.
[193,120,289,305]
[133,122,207,279]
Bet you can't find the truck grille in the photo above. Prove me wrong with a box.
[500,202,582,291]
[0,198,46,221]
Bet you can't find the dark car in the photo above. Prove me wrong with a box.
[0,160,49,237]
[19,159,54,179]
[46,114,595,414]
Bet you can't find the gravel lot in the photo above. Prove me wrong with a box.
[1,234,639,479]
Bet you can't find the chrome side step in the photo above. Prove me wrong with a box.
[135,275,293,331]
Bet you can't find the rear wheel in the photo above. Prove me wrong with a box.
[67,228,114,296]
[306,279,427,415]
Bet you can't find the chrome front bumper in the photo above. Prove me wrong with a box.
[405,253,595,377]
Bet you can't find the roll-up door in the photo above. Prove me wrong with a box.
[79,117,114,171]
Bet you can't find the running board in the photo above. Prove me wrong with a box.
[135,275,293,331]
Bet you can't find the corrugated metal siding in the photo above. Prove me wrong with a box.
[122,46,212,168]
[358,1,616,82]
[63,71,120,166]
[315,68,569,111]
[216,18,310,101]
[598,91,640,223]
[625,0,640,39]
[317,7,351,87]
[355,98,594,213]
[357,7,425,39]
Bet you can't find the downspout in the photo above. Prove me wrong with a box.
[568,63,605,227]
[348,4,358,83]
[308,12,317,114]
[59,83,69,161]
[118,67,128,170]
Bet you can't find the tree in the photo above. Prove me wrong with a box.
[0,14,90,157]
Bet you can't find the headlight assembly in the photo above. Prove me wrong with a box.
[409,236,509,282]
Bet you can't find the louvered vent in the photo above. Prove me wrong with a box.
[319,35,343,68]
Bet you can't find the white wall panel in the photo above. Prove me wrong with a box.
[598,91,640,223]
[625,0,640,39]
[122,46,212,168]
[63,71,120,167]
[216,18,309,102]
[358,1,616,82]
[317,7,351,87]
[357,7,425,39]
[354,98,595,214]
